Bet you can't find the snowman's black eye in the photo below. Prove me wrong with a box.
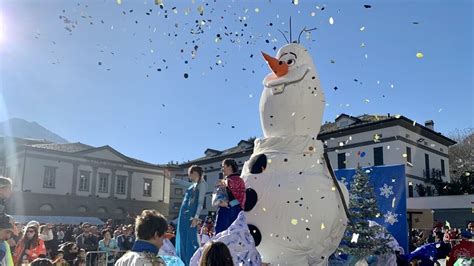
[287,59,295,65]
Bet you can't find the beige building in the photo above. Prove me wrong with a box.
[2,141,169,223]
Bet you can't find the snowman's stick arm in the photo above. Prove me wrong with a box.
[323,152,352,224]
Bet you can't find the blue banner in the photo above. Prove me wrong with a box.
[335,164,408,253]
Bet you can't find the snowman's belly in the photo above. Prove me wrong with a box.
[241,137,348,263]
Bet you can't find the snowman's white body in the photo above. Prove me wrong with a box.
[241,44,348,265]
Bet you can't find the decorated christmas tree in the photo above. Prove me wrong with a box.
[338,167,393,261]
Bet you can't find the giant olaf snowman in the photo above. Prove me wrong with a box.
[241,43,349,265]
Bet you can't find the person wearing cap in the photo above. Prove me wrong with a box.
[117,224,135,251]
[13,221,46,264]
[0,177,12,216]
[0,215,14,265]
[75,222,98,264]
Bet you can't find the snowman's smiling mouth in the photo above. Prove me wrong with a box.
[264,65,311,90]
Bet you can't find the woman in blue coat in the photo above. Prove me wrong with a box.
[173,165,207,266]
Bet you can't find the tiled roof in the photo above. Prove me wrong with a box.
[30,142,161,167]
[30,142,94,153]
[320,114,391,134]
[185,140,254,165]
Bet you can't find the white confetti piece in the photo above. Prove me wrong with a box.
[364,99,370,103]
[291,219,298,225]
[416,52,424,59]
[387,145,391,149]
[267,159,272,164]
[262,207,266,212]
[331,187,336,191]
[311,12,316,17]
[360,26,365,31]
[292,0,299,5]
[249,94,253,98]
[361,43,365,47]
[329,17,334,25]
[116,0,122,4]
[392,197,396,208]
[291,112,296,116]
[255,8,260,13]
[365,53,368,59]
[438,108,443,112]
[320,223,325,230]
[351,233,360,243]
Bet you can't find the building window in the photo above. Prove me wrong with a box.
[408,183,414,198]
[43,166,56,188]
[114,208,125,215]
[406,147,412,164]
[116,175,127,195]
[425,154,430,179]
[143,179,152,197]
[98,173,109,193]
[79,170,91,191]
[175,188,183,195]
[337,153,346,169]
[97,207,107,213]
[77,206,87,213]
[373,147,384,166]
[441,159,445,176]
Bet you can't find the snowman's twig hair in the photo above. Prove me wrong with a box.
[289,17,292,43]
[277,30,290,44]
[297,27,318,43]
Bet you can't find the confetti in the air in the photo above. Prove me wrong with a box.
[360,26,365,31]
[416,52,424,59]
[333,86,338,91]
[255,8,260,13]
[311,12,316,17]
[364,5,372,8]
[184,73,189,79]
[320,223,325,230]
[292,0,299,5]
[329,17,334,25]
[291,219,298,225]
[262,207,266,212]
[351,233,360,243]
[116,0,122,4]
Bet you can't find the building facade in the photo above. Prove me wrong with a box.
[319,114,456,198]
[2,142,170,222]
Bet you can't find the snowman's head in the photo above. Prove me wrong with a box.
[262,43,315,88]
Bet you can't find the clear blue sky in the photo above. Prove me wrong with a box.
[0,0,472,164]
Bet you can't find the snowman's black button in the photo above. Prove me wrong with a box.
[244,188,258,212]
[248,224,262,246]
[248,154,267,174]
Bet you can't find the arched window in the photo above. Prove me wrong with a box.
[77,206,87,213]
[97,207,108,213]
[39,204,53,212]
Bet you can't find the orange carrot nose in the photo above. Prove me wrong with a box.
[262,52,289,77]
